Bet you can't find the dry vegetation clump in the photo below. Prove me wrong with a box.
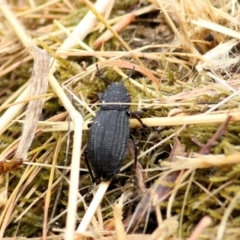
[0,0,240,239]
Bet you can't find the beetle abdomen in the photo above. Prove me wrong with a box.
[87,110,129,180]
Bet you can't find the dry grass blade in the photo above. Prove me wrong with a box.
[191,19,240,39]
[77,181,110,233]
[81,0,143,67]
[149,217,179,240]
[41,112,240,131]
[196,39,240,72]
[15,47,50,161]
[188,216,212,240]
[93,13,136,49]
[43,135,62,239]
[162,152,240,170]
[0,1,83,239]
[114,195,126,240]
[217,191,240,240]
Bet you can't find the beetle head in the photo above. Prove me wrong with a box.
[99,82,131,110]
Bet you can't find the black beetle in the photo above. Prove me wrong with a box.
[86,68,143,181]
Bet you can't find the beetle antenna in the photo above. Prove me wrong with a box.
[124,66,135,83]
[96,64,110,84]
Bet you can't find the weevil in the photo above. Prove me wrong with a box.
[86,67,144,181]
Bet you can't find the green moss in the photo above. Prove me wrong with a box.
[60,7,88,27]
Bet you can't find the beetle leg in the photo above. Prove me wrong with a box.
[129,134,139,169]
[128,110,146,128]
[84,149,96,183]
[85,182,97,198]
[129,134,146,193]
